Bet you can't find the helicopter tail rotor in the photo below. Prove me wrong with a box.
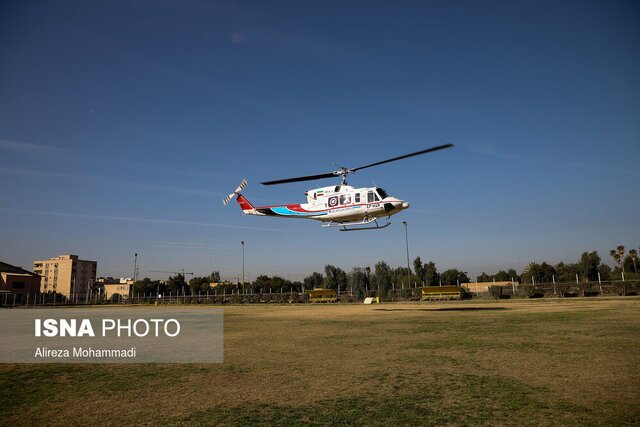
[222,179,248,206]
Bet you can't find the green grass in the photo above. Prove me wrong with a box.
[178,374,595,426]
[1,298,639,426]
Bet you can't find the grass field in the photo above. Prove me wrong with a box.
[2,297,639,426]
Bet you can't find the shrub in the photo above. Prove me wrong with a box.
[488,286,503,300]
[459,287,473,300]
[612,281,628,296]
[517,284,534,298]
[555,282,570,297]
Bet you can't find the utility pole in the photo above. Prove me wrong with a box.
[133,253,138,282]
[402,221,410,289]
[241,241,245,294]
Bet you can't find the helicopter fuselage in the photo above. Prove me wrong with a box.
[236,185,409,224]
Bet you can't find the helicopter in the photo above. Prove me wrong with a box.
[223,143,454,231]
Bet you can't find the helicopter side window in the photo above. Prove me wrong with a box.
[355,193,360,203]
[376,188,388,199]
[339,195,351,205]
[367,191,379,203]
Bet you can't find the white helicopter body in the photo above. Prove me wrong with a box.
[223,144,452,231]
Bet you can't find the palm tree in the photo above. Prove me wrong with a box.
[617,246,626,272]
[610,249,621,269]
[522,262,541,284]
[629,249,638,274]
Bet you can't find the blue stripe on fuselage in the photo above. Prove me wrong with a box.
[270,206,326,216]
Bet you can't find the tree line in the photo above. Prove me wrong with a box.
[130,245,639,297]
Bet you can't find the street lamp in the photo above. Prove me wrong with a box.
[402,221,410,289]
[241,241,245,293]
[133,253,138,282]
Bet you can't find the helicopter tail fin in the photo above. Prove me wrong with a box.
[236,194,255,212]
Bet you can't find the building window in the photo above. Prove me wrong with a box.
[13,281,25,289]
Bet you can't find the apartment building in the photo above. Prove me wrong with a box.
[33,255,97,299]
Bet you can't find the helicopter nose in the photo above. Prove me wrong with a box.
[402,202,409,209]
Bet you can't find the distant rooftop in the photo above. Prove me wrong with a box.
[0,261,39,277]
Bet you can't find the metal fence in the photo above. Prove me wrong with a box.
[2,280,639,307]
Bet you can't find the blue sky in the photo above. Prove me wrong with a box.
[1,0,638,281]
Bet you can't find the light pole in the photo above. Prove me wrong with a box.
[133,253,138,282]
[241,241,245,293]
[402,221,410,289]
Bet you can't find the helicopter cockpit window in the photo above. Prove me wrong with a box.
[376,188,388,199]
[367,191,379,202]
[339,195,351,205]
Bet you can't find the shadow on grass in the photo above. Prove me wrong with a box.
[374,307,509,312]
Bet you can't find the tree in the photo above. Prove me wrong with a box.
[347,267,369,298]
[254,275,272,292]
[617,246,625,268]
[597,264,612,281]
[189,276,211,294]
[423,261,439,286]
[555,262,579,283]
[364,266,372,291]
[476,272,492,282]
[372,261,393,293]
[494,269,520,282]
[440,269,469,286]
[413,257,424,283]
[166,274,187,294]
[209,271,221,282]
[270,276,290,292]
[578,251,601,281]
[132,277,163,296]
[303,272,324,290]
[610,246,625,272]
[627,249,638,274]
[521,262,556,284]
[323,265,347,291]
[392,267,412,288]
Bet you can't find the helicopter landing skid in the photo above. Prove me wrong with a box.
[322,218,391,231]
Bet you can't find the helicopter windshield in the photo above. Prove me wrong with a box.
[376,188,388,199]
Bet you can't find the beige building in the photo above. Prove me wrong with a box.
[1,261,41,304]
[103,278,133,300]
[103,283,132,300]
[33,255,97,299]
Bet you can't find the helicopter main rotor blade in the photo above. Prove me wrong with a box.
[260,143,454,186]
[352,143,454,172]
[261,172,338,186]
